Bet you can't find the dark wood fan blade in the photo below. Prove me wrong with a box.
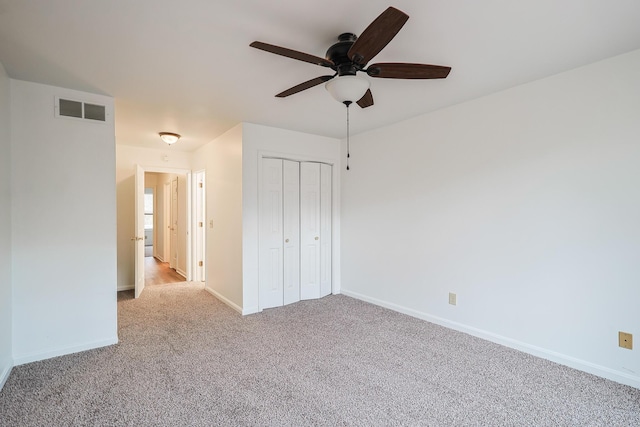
[250,41,334,68]
[367,63,451,79]
[347,7,409,66]
[356,89,374,108]
[276,75,335,98]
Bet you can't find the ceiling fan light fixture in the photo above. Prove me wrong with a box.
[159,132,181,145]
[325,75,370,104]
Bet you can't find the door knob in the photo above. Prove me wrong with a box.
[130,237,143,241]
[285,239,289,243]
[315,236,319,240]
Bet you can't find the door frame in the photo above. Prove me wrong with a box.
[134,165,145,298]
[163,181,171,263]
[192,170,206,282]
[134,164,193,298]
[170,177,178,270]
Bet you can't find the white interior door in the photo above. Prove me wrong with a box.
[300,162,321,300]
[170,177,178,270]
[163,182,170,263]
[259,159,284,309]
[134,164,145,298]
[283,160,300,305]
[320,163,332,297]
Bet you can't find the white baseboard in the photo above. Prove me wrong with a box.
[341,289,640,390]
[0,361,12,391]
[203,287,243,315]
[13,337,119,366]
[176,268,187,279]
[118,284,134,291]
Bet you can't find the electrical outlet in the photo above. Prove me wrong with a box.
[448,292,457,306]
[619,332,633,350]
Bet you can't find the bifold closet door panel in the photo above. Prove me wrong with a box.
[259,158,284,309]
[300,162,321,300]
[259,159,331,309]
[320,163,332,297]
[283,160,301,305]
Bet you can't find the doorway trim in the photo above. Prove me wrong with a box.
[163,181,171,263]
[192,170,206,282]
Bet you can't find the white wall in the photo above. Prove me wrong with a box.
[341,50,640,388]
[242,123,342,314]
[11,79,117,364]
[0,61,12,388]
[144,173,157,186]
[191,123,341,314]
[192,124,244,311]
[116,145,191,290]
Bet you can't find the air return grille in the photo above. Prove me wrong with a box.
[56,97,106,122]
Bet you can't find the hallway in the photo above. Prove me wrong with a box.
[145,257,185,286]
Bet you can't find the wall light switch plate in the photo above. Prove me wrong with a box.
[619,332,633,350]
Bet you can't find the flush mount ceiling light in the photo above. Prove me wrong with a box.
[159,132,181,145]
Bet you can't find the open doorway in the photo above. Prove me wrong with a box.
[134,168,191,295]
[144,171,188,286]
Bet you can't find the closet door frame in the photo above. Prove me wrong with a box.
[257,152,339,312]
[258,158,285,310]
[319,163,332,298]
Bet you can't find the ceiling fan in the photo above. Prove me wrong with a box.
[250,6,451,108]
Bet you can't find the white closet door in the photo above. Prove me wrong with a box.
[283,160,300,305]
[259,159,284,309]
[300,162,321,300]
[320,163,332,297]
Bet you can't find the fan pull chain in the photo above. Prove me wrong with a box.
[345,101,351,171]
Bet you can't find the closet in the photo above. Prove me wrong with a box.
[259,159,332,309]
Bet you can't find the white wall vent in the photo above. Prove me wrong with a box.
[55,97,107,122]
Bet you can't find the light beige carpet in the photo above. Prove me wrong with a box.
[1,282,638,426]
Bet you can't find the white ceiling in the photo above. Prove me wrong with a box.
[1,0,639,152]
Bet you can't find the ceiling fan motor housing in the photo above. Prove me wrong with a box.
[326,33,360,76]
